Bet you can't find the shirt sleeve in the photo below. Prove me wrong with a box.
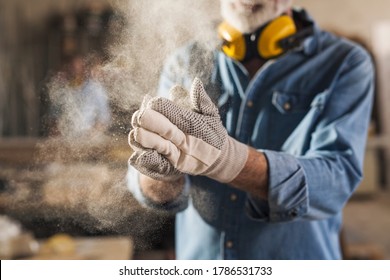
[247,45,375,222]
[126,165,190,214]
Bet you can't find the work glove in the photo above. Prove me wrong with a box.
[128,96,184,182]
[129,78,248,183]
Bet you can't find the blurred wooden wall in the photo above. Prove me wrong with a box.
[0,0,115,137]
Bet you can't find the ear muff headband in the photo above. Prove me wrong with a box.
[218,15,298,61]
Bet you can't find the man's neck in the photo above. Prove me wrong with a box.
[242,57,267,79]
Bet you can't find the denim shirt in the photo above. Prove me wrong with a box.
[127,9,374,259]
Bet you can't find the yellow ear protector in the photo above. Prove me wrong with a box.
[218,15,313,61]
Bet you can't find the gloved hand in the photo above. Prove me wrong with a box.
[128,96,184,182]
[128,86,190,182]
[129,78,248,183]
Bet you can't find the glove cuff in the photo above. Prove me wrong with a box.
[206,136,248,183]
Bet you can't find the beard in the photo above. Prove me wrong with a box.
[220,0,292,34]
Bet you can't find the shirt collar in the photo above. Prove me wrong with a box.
[293,7,321,57]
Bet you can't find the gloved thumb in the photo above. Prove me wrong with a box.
[190,78,219,117]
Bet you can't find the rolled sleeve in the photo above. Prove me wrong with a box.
[247,150,309,222]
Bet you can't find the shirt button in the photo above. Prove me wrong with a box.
[230,193,237,202]
[226,241,234,248]
[289,208,298,218]
[247,101,253,108]
[283,102,291,111]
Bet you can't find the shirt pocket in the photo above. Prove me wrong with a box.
[261,90,323,150]
[272,90,315,114]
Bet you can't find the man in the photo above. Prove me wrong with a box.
[49,54,111,138]
[127,0,374,259]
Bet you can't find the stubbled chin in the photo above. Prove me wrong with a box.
[221,6,276,34]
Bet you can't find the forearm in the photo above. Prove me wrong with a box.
[230,147,269,200]
[140,174,185,204]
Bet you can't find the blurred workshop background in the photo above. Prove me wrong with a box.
[0,0,389,260]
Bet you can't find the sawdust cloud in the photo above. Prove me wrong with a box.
[33,0,221,246]
[100,0,220,112]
